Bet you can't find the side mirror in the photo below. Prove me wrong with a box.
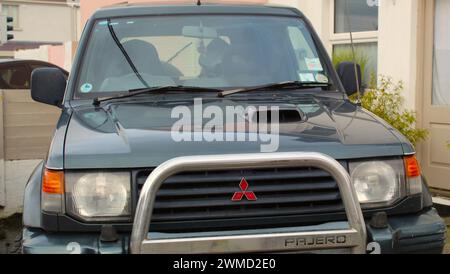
[31,68,67,107]
[337,62,362,96]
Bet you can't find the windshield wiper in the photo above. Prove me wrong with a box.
[107,18,150,88]
[218,81,332,98]
[93,86,223,106]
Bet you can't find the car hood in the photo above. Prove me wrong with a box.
[64,95,409,169]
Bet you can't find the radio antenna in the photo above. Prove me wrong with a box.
[345,0,362,105]
[197,0,201,6]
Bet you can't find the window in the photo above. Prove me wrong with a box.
[334,0,379,33]
[1,4,20,29]
[0,66,30,89]
[432,0,450,106]
[287,26,320,71]
[75,15,332,97]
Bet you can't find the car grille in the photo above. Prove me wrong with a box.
[134,165,347,232]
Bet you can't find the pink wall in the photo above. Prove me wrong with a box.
[80,0,268,26]
[48,45,66,69]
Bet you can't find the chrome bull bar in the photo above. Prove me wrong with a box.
[130,152,367,254]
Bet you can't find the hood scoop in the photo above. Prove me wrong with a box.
[246,106,305,124]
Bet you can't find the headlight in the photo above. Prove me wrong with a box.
[349,159,405,208]
[65,172,131,222]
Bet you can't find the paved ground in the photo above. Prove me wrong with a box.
[0,214,21,254]
[0,214,449,254]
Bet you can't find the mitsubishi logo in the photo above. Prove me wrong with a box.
[231,178,257,201]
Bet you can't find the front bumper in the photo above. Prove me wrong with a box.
[22,208,447,254]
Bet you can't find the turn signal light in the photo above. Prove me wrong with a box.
[404,156,421,178]
[42,169,64,194]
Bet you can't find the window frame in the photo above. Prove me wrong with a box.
[329,0,379,44]
[1,3,21,30]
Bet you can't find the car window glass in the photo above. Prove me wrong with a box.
[75,15,331,98]
[0,65,30,89]
[287,26,320,71]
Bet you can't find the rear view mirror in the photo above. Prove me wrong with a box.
[31,68,66,107]
[337,62,362,96]
[182,26,218,39]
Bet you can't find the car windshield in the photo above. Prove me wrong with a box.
[75,15,332,98]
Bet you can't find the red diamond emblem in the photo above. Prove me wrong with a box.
[231,178,257,201]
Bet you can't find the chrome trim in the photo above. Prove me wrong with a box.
[131,152,367,254]
[44,165,64,171]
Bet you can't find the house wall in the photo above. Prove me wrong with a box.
[14,41,77,71]
[378,0,421,111]
[1,0,80,43]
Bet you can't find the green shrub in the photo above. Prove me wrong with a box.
[351,76,428,146]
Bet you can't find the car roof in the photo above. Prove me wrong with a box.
[0,58,22,64]
[91,2,303,20]
[0,59,53,65]
[0,59,68,74]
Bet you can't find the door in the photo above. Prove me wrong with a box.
[421,0,450,191]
